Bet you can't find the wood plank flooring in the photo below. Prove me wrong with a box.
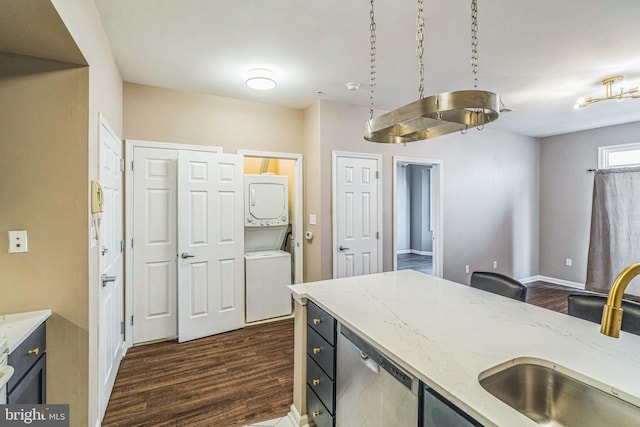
[103,279,601,427]
[102,318,294,427]
[525,280,594,313]
[397,253,433,275]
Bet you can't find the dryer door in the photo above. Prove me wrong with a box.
[248,182,287,220]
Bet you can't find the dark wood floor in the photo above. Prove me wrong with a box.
[103,279,597,427]
[102,318,294,427]
[525,280,595,313]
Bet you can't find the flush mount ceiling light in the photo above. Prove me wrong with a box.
[246,68,277,90]
[364,0,501,144]
[345,82,361,91]
[574,76,640,109]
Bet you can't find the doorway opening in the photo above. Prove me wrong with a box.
[239,150,303,285]
[393,157,443,277]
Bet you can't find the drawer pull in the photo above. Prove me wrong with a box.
[312,347,321,354]
[312,411,320,417]
[312,378,320,386]
[313,318,321,325]
[28,348,40,356]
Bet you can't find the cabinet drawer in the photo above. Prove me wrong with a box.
[307,384,335,427]
[7,323,46,393]
[8,353,46,404]
[307,354,335,414]
[307,301,336,345]
[307,327,335,379]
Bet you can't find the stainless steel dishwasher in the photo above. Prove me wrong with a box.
[336,323,419,427]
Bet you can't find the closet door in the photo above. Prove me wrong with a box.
[132,147,178,344]
[177,151,245,342]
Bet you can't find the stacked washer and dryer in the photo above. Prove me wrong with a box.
[244,174,293,323]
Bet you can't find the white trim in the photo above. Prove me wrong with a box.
[392,156,444,278]
[238,149,304,284]
[411,249,433,256]
[397,249,433,256]
[598,142,640,169]
[125,139,222,153]
[287,404,312,427]
[519,275,585,290]
[332,151,383,278]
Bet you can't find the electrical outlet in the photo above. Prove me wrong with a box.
[465,265,470,274]
[493,260,498,269]
[8,230,28,253]
[565,258,572,267]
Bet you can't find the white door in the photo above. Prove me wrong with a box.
[333,152,382,278]
[132,147,178,343]
[98,116,125,418]
[177,151,244,342]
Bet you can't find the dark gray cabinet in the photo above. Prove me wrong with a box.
[306,301,336,427]
[420,383,482,427]
[7,322,46,404]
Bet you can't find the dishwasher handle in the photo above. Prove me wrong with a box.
[360,351,380,373]
[340,324,417,392]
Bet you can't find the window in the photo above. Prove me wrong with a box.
[599,143,640,169]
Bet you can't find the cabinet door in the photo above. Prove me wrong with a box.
[8,354,46,404]
[421,385,481,427]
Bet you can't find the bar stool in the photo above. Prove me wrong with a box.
[470,271,527,302]
[567,294,640,336]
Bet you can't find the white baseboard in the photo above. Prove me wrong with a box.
[411,250,433,256]
[397,249,433,256]
[519,275,585,289]
[287,404,312,427]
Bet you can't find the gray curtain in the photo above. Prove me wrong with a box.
[586,166,640,295]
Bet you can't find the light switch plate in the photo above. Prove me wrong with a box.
[309,214,317,225]
[8,230,28,253]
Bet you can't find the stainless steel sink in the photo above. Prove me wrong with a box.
[479,360,640,426]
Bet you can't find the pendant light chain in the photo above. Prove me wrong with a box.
[416,0,425,99]
[369,0,377,118]
[471,0,479,88]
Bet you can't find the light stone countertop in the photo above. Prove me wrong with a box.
[289,270,640,427]
[0,309,51,354]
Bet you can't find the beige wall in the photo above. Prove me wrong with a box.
[0,53,89,425]
[303,102,322,281]
[124,83,304,154]
[0,0,122,427]
[539,121,640,285]
[316,100,540,284]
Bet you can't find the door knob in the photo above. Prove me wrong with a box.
[101,274,117,287]
[339,245,350,251]
[181,252,195,259]
[101,246,109,256]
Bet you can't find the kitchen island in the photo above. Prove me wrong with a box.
[288,270,640,426]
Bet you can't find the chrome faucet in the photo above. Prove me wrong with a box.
[600,263,640,338]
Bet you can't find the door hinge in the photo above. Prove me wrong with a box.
[120,321,125,334]
[120,158,125,172]
[120,240,125,253]
[131,315,134,326]
[376,171,379,179]
[131,238,134,248]
[131,160,134,171]
[376,231,380,239]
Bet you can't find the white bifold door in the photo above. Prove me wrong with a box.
[132,146,244,344]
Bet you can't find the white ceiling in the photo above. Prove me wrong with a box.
[93,0,640,137]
